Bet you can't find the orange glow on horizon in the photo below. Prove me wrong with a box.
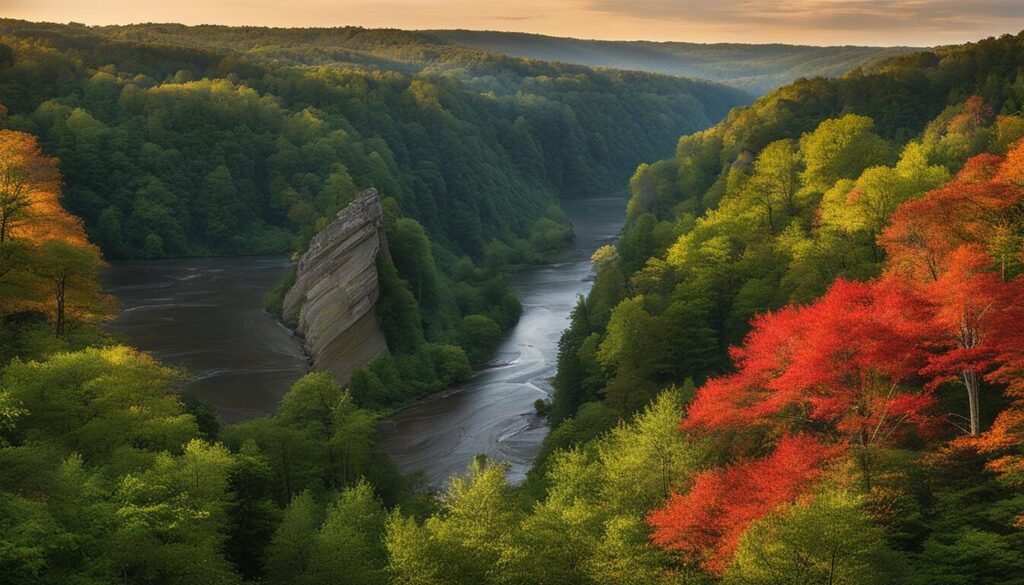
[3,0,1023,46]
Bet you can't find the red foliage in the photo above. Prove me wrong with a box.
[881,146,1024,282]
[881,146,1024,434]
[957,153,1004,184]
[919,246,1024,386]
[946,95,995,136]
[684,278,935,446]
[649,435,840,574]
[653,134,1024,570]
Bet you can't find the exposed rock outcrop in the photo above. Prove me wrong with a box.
[282,188,389,384]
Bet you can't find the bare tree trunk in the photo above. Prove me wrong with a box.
[963,369,981,436]
[55,277,66,336]
[856,438,873,491]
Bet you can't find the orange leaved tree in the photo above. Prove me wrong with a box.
[0,129,110,334]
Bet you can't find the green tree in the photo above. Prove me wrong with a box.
[799,115,893,193]
[461,314,501,363]
[306,481,388,585]
[0,346,196,463]
[821,141,949,261]
[111,440,242,585]
[385,459,520,585]
[725,488,905,585]
[264,491,321,585]
[30,239,110,335]
[742,139,801,233]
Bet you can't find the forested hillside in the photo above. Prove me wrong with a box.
[0,19,746,260]
[432,30,915,95]
[534,31,1024,582]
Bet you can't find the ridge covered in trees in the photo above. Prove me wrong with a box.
[537,30,1024,583]
[431,30,915,95]
[0,18,747,259]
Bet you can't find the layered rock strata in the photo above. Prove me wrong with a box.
[282,188,389,384]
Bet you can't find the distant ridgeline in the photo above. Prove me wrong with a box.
[430,30,916,95]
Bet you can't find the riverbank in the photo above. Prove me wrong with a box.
[376,196,627,486]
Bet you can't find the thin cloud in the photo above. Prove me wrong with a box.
[6,0,1023,45]
[587,0,1024,33]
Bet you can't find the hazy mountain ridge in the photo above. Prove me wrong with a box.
[430,29,918,94]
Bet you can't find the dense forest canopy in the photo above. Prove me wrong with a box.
[430,30,917,95]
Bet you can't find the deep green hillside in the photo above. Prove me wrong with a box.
[0,19,749,260]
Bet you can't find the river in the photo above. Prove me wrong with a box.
[103,256,309,423]
[377,196,626,485]
[104,195,625,484]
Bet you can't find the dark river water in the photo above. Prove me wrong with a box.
[104,196,625,483]
[103,256,309,423]
[377,196,626,485]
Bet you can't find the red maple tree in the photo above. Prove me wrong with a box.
[918,245,1024,434]
[649,434,839,574]
[684,278,935,451]
[881,146,1024,435]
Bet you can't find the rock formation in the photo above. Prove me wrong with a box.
[282,188,389,384]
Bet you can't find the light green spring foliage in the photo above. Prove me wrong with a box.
[112,439,242,585]
[0,346,255,585]
[799,114,894,193]
[386,458,520,585]
[307,481,389,585]
[0,346,195,464]
[265,482,389,585]
[821,141,950,247]
[385,388,706,585]
[725,488,905,585]
[264,491,323,585]
[596,387,709,515]
[504,387,707,584]
[740,139,801,233]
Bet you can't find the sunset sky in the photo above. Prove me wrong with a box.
[4,0,1024,46]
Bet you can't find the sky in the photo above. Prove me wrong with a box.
[3,0,1024,46]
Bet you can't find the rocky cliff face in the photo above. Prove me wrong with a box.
[282,188,389,384]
